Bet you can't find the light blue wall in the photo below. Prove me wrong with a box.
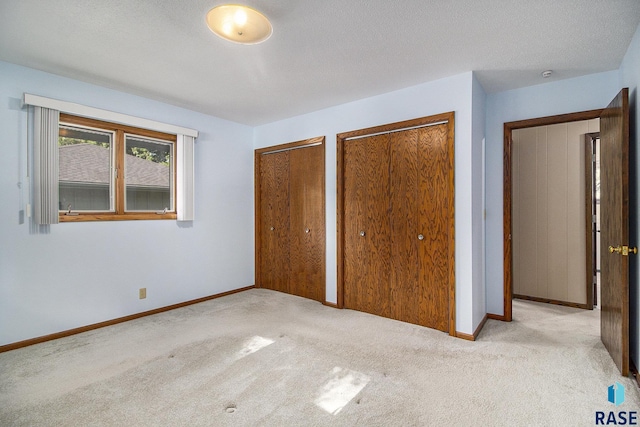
[0,61,255,346]
[3,19,639,346]
[472,73,487,329]
[254,72,482,335]
[620,22,640,367]
[484,70,620,316]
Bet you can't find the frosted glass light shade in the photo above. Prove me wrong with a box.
[206,4,272,45]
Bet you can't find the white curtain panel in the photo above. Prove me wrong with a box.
[177,134,195,221]
[33,106,60,225]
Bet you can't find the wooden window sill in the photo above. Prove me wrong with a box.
[59,213,177,222]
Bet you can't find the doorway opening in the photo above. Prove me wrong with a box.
[503,109,603,321]
[510,120,600,309]
[503,89,631,376]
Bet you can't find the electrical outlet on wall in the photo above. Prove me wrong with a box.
[139,288,146,299]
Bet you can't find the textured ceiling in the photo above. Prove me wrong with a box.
[1,0,639,126]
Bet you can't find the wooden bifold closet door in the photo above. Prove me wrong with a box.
[255,137,325,302]
[339,113,455,333]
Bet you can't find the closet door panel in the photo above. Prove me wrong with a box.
[344,137,369,311]
[259,151,291,293]
[344,134,392,317]
[389,129,420,324]
[365,134,392,318]
[290,145,325,301]
[418,124,450,331]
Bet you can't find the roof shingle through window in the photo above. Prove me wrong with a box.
[59,144,170,188]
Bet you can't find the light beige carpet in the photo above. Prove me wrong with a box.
[1,289,638,426]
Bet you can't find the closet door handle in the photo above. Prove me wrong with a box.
[359,230,366,237]
[418,234,424,241]
[270,226,275,231]
[305,228,311,233]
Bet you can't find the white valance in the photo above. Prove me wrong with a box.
[23,94,198,138]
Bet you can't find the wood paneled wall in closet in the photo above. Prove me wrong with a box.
[512,119,599,307]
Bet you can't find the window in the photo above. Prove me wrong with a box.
[58,114,177,221]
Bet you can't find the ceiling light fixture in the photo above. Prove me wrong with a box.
[206,4,272,45]
[542,70,553,78]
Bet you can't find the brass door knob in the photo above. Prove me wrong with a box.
[609,245,638,256]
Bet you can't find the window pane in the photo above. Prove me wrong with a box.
[125,135,173,212]
[58,125,113,211]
